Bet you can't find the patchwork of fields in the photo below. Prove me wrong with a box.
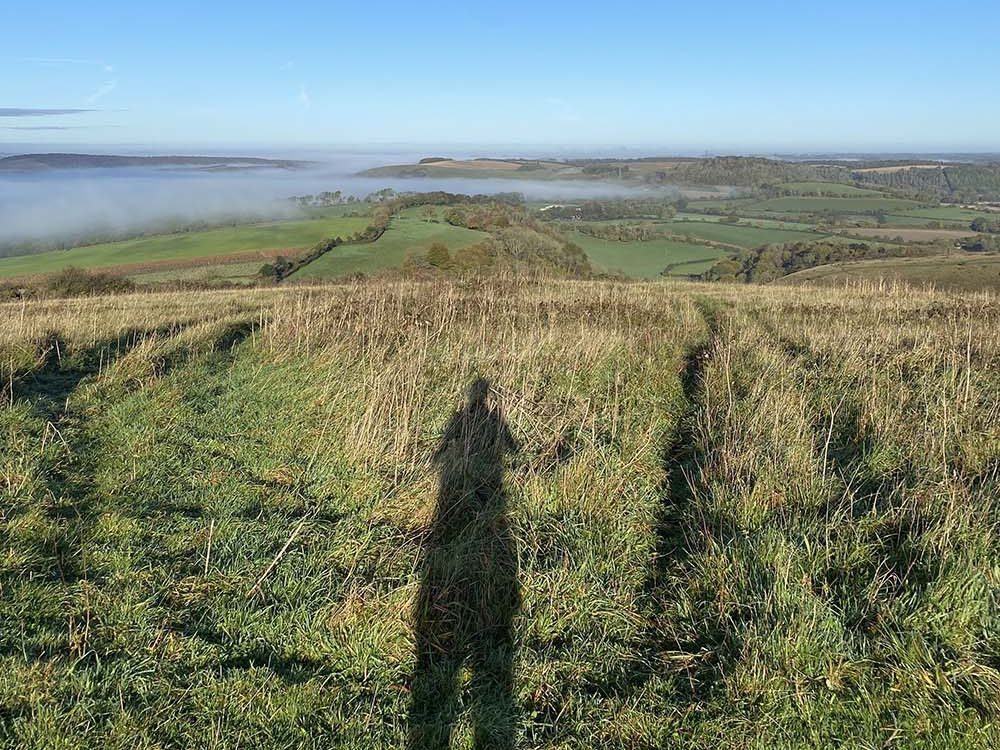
[0,183,996,290]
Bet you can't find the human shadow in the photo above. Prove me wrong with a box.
[408,378,520,750]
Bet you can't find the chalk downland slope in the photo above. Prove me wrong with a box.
[2,278,998,748]
[780,252,1000,292]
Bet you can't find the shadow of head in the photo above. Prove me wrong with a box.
[468,376,489,405]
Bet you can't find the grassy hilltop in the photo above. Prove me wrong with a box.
[2,278,999,748]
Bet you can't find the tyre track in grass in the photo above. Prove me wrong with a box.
[0,319,259,664]
[640,298,731,705]
[576,298,727,711]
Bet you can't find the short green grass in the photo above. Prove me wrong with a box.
[293,216,488,279]
[890,206,997,223]
[778,181,885,196]
[747,196,922,213]
[873,214,961,228]
[569,232,729,277]
[0,211,372,279]
[661,220,828,248]
[684,198,758,211]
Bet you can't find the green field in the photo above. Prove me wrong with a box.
[570,232,728,277]
[0,211,372,279]
[674,214,818,231]
[685,197,758,211]
[870,214,957,228]
[661,220,828,248]
[779,181,884,196]
[747,196,923,213]
[890,206,998,223]
[293,216,488,279]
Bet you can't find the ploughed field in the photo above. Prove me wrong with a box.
[2,278,999,748]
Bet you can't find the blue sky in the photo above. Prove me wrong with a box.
[2,0,998,152]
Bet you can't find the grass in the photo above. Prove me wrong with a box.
[836,227,978,242]
[661,220,828,248]
[878,214,970,228]
[780,252,1000,292]
[569,232,728,278]
[674,213,819,231]
[746,196,922,213]
[778,181,884,196]
[1,278,998,749]
[292,215,488,279]
[128,261,266,285]
[0,211,372,280]
[891,206,998,223]
[685,198,758,210]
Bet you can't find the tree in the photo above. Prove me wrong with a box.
[427,242,452,269]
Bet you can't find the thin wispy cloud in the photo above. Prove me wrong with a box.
[16,56,114,72]
[86,80,118,104]
[1,125,91,130]
[298,84,311,110]
[0,107,94,117]
[280,60,295,71]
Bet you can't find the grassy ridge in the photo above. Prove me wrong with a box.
[1,280,998,748]
[780,253,1000,291]
[292,216,488,279]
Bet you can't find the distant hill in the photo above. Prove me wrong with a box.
[0,153,308,172]
[361,154,1000,201]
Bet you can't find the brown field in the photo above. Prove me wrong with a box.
[853,164,942,174]
[4,247,295,284]
[427,159,528,171]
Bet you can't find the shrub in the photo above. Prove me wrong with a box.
[44,267,135,297]
[426,243,452,269]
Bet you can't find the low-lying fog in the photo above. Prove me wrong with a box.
[0,148,671,250]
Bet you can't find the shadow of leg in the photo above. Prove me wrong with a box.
[408,649,462,750]
[470,631,516,750]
